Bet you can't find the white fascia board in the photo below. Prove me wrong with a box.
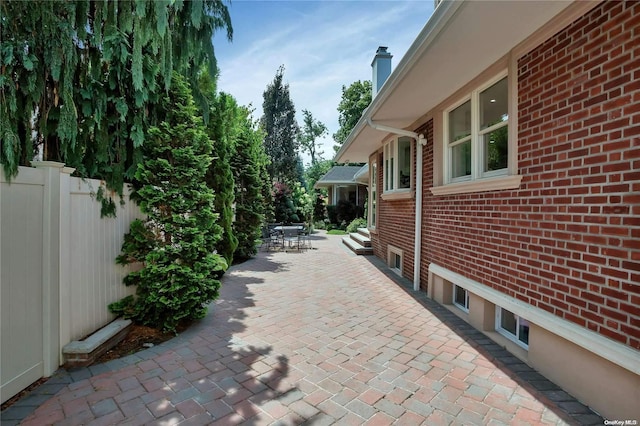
[313,180,359,189]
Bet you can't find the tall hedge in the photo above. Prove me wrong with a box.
[232,107,268,261]
[110,74,227,332]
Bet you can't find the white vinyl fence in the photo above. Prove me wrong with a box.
[1,162,143,404]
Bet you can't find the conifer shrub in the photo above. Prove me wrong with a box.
[109,74,227,333]
[232,108,267,261]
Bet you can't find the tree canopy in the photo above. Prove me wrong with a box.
[0,0,232,208]
[333,80,372,154]
[298,109,327,166]
[260,65,299,184]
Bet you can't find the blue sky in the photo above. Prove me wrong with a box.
[212,0,434,165]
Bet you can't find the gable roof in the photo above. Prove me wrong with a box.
[335,0,580,163]
[314,166,367,188]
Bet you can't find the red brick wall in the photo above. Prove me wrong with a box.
[372,147,417,282]
[425,1,639,349]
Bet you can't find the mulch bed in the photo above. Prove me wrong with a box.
[94,324,175,364]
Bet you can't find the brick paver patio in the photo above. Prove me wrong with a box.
[2,232,602,425]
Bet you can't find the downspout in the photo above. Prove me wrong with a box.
[366,118,427,291]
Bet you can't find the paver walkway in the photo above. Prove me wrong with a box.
[2,232,602,425]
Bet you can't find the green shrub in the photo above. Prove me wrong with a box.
[313,192,326,222]
[110,74,227,333]
[326,204,337,225]
[335,200,361,225]
[346,217,367,233]
[313,220,327,230]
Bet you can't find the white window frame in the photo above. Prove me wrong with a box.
[383,137,412,194]
[387,245,403,277]
[453,285,469,313]
[496,307,529,349]
[369,160,377,229]
[443,71,509,185]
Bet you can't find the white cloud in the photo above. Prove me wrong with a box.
[214,0,434,166]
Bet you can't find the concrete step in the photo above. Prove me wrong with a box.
[62,319,132,367]
[350,231,371,247]
[342,236,373,255]
[357,227,371,238]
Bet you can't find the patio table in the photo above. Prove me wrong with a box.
[273,225,308,250]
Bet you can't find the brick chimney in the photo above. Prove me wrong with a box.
[371,46,392,96]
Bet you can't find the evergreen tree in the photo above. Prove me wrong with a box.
[231,107,268,261]
[200,81,239,267]
[0,1,232,214]
[298,109,327,165]
[333,80,372,154]
[110,74,226,333]
[260,65,299,183]
[295,155,306,187]
[261,159,275,224]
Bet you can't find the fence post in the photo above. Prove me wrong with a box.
[32,161,64,376]
[58,166,75,365]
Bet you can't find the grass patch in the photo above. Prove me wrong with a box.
[327,229,348,235]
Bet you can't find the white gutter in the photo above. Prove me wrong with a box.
[366,118,427,291]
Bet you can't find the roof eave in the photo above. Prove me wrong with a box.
[334,0,461,164]
[335,0,576,164]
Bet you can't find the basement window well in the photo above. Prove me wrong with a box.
[496,307,529,349]
[453,285,469,312]
[387,246,403,277]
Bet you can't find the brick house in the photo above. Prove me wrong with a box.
[335,0,639,419]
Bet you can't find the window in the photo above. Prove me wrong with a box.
[369,161,377,228]
[387,245,403,276]
[383,137,412,192]
[496,307,529,348]
[453,285,469,312]
[445,74,509,183]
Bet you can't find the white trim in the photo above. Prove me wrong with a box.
[315,181,361,186]
[381,190,415,201]
[383,137,413,192]
[369,160,377,230]
[428,263,640,375]
[507,56,519,176]
[413,137,426,291]
[443,72,509,184]
[429,174,522,196]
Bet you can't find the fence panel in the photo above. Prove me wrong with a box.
[0,168,46,404]
[1,164,144,404]
[61,177,142,344]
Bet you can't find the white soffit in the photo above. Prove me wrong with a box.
[336,0,574,163]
